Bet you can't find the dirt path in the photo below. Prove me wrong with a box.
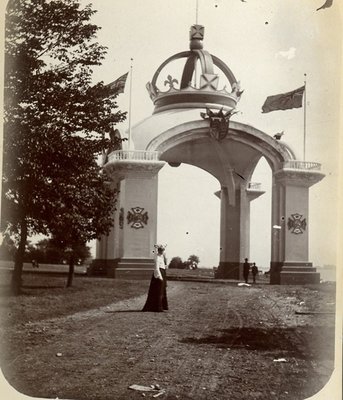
[2,281,335,400]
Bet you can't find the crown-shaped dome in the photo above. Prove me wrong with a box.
[146,25,243,114]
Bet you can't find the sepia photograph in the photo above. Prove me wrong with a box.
[0,1,342,399]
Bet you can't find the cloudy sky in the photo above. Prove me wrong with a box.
[85,0,341,269]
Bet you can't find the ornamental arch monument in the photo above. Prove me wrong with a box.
[92,25,324,284]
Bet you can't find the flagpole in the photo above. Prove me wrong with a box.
[195,0,199,24]
[128,58,133,150]
[303,73,307,161]
[194,0,199,88]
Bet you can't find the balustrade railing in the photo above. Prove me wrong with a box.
[283,161,321,171]
[247,182,262,190]
[108,150,160,162]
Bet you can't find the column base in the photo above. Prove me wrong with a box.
[88,258,154,279]
[115,258,154,279]
[270,261,320,285]
[87,259,119,277]
[215,262,240,280]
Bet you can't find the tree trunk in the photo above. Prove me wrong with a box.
[66,255,75,288]
[11,219,28,295]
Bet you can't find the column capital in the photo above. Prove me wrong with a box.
[246,182,265,201]
[274,168,325,188]
[104,150,165,181]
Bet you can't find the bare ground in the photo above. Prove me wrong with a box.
[0,273,336,400]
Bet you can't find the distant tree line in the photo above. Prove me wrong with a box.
[169,255,199,269]
[0,235,91,265]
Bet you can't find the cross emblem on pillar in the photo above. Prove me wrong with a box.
[127,207,149,229]
[287,213,307,234]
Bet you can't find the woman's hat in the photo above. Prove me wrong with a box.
[154,244,167,250]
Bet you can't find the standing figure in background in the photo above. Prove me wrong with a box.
[251,262,258,283]
[243,258,250,284]
[142,245,168,312]
[102,128,122,165]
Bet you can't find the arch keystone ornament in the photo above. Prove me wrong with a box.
[201,108,239,141]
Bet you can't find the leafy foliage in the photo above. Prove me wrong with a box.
[168,255,200,269]
[2,0,126,292]
[188,254,200,264]
[168,256,183,269]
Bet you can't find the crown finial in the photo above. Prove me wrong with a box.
[146,25,242,114]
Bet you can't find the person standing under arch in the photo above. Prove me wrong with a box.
[251,262,258,283]
[243,258,250,284]
[142,245,168,312]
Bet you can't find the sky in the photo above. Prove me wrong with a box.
[81,0,342,270]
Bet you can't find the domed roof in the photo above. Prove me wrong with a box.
[146,25,243,114]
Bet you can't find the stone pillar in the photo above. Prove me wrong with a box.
[90,182,121,276]
[93,154,165,279]
[270,167,324,284]
[216,184,264,279]
[217,188,241,279]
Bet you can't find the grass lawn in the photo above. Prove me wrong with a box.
[0,269,337,400]
[0,270,149,324]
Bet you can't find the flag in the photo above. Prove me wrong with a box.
[317,0,333,11]
[261,86,305,113]
[106,72,128,95]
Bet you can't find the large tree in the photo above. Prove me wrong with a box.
[2,0,126,293]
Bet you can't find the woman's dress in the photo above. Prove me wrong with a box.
[142,254,168,312]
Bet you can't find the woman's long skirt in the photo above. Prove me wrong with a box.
[142,268,168,312]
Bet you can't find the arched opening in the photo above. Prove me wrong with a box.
[151,120,293,280]
[157,163,220,268]
[249,156,272,273]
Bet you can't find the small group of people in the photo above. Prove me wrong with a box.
[243,258,258,284]
[141,248,261,312]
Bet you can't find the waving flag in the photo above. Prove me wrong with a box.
[317,0,333,11]
[262,86,305,113]
[106,72,129,95]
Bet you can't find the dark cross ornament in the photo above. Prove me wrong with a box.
[287,213,307,234]
[190,24,204,40]
[200,74,219,90]
[127,207,149,229]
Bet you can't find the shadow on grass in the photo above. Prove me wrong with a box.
[180,325,335,360]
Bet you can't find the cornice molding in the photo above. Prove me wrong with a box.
[274,168,325,188]
[104,160,165,181]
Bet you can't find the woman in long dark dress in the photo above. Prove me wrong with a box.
[142,245,168,312]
